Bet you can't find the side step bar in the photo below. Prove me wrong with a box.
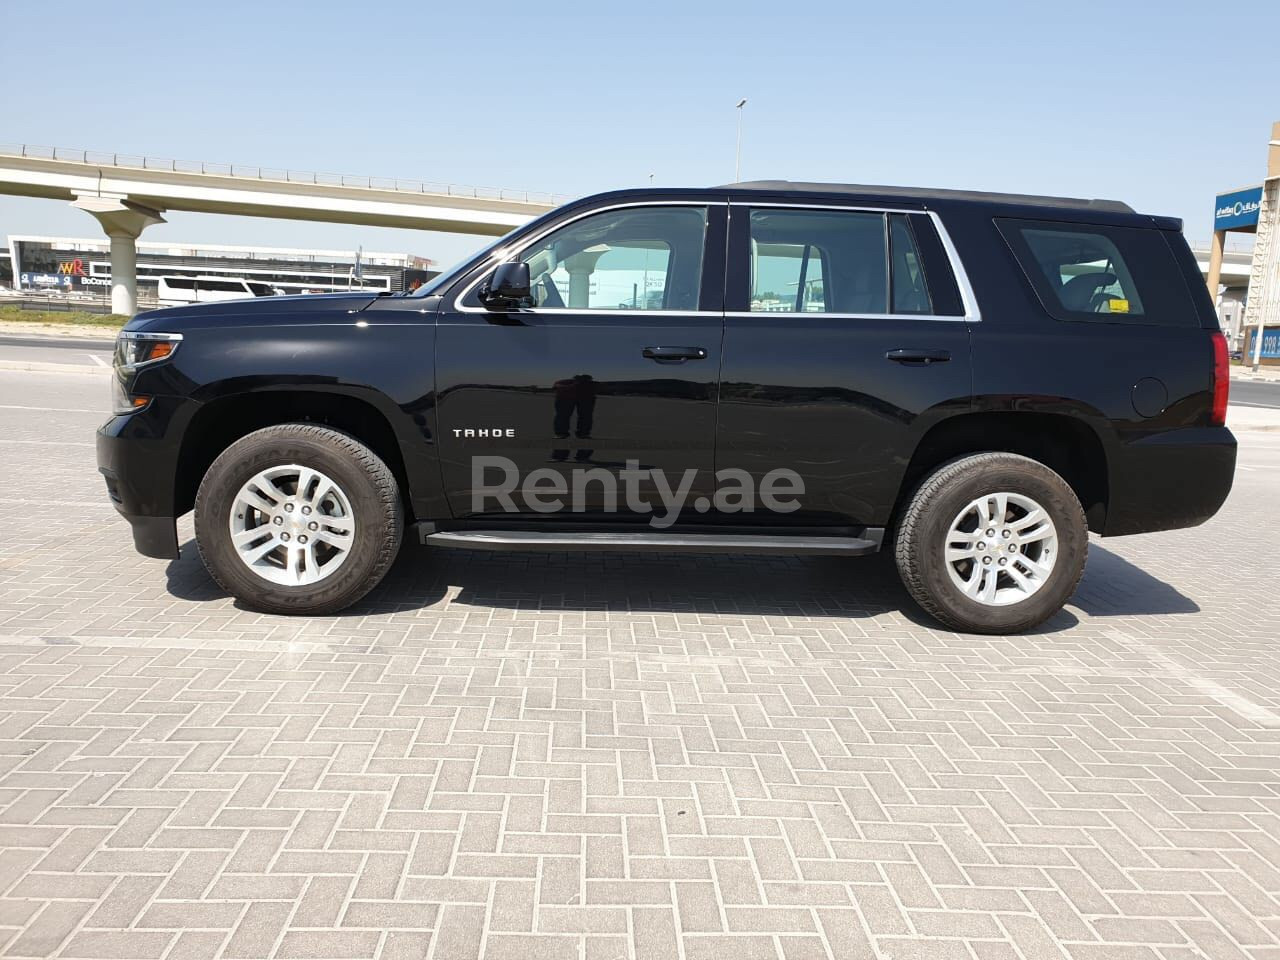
[419,527,883,557]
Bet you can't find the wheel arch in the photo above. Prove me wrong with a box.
[176,388,416,521]
[894,411,1110,533]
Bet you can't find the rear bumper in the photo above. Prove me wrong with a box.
[96,397,192,560]
[1103,426,1237,536]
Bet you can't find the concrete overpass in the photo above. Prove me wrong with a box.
[0,144,562,314]
[1193,246,1254,288]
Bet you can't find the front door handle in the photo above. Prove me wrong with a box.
[643,346,707,363]
[886,348,951,364]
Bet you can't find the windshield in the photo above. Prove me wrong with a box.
[409,233,516,298]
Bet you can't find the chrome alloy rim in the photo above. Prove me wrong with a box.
[229,465,356,586]
[943,491,1058,606]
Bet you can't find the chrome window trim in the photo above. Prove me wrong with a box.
[742,201,923,214]
[736,202,981,323]
[725,312,968,322]
[449,197,982,323]
[465,308,723,319]
[925,210,982,322]
[452,200,721,316]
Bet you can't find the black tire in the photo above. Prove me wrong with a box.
[894,453,1087,634]
[195,424,402,615]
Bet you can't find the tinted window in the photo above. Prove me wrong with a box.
[204,280,246,292]
[906,214,965,316]
[163,277,195,290]
[518,206,707,311]
[889,214,932,314]
[749,209,886,314]
[1022,228,1143,315]
[750,233,827,312]
[998,218,1198,326]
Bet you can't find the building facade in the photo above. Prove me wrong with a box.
[7,235,437,304]
[1208,121,1280,365]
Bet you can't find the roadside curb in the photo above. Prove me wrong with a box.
[1229,366,1280,383]
[0,323,120,341]
[0,359,108,376]
[1226,404,1280,432]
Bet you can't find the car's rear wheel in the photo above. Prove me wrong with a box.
[894,453,1087,634]
[195,424,402,615]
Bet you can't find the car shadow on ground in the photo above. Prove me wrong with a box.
[165,537,1197,628]
[1069,543,1201,617]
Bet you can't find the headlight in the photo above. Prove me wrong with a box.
[113,330,183,369]
[111,331,182,415]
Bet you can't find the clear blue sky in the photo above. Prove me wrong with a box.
[1,0,1276,264]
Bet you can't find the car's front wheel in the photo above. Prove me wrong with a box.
[194,424,402,615]
[894,452,1087,634]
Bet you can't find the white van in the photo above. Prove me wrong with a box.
[156,275,276,307]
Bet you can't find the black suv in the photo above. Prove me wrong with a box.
[97,182,1236,633]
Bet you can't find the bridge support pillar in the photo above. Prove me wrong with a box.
[563,249,605,309]
[1205,228,1224,311]
[71,194,165,317]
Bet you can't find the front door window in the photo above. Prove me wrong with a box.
[518,206,708,311]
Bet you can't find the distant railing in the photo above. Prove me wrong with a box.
[1193,242,1256,258]
[2,292,132,314]
[0,142,567,206]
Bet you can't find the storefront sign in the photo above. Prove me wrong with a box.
[1260,329,1280,359]
[1214,186,1263,231]
[19,272,72,289]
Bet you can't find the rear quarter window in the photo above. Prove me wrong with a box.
[996,217,1199,327]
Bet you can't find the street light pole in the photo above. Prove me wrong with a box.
[735,99,747,182]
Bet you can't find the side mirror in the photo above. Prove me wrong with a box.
[480,261,532,309]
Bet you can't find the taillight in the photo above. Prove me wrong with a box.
[1210,331,1229,426]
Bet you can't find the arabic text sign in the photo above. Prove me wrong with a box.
[1215,186,1263,231]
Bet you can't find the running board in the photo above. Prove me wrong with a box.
[419,527,883,557]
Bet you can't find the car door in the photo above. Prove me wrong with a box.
[715,200,975,527]
[434,199,727,520]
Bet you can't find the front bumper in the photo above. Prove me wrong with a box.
[96,397,194,560]
[1103,425,1237,536]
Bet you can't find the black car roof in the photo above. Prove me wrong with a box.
[718,180,1135,214]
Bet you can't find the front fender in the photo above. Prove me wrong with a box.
[139,316,446,521]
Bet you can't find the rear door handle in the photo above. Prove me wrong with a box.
[886,348,951,364]
[643,346,707,363]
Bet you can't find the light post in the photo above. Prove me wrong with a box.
[735,99,747,182]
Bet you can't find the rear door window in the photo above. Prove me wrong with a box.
[749,208,884,314]
[997,218,1198,326]
[745,208,966,317]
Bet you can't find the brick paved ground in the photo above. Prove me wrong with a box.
[2,368,1280,959]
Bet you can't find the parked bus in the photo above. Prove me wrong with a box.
[157,275,278,306]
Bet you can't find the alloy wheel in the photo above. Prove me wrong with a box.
[228,464,356,586]
[943,491,1059,606]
